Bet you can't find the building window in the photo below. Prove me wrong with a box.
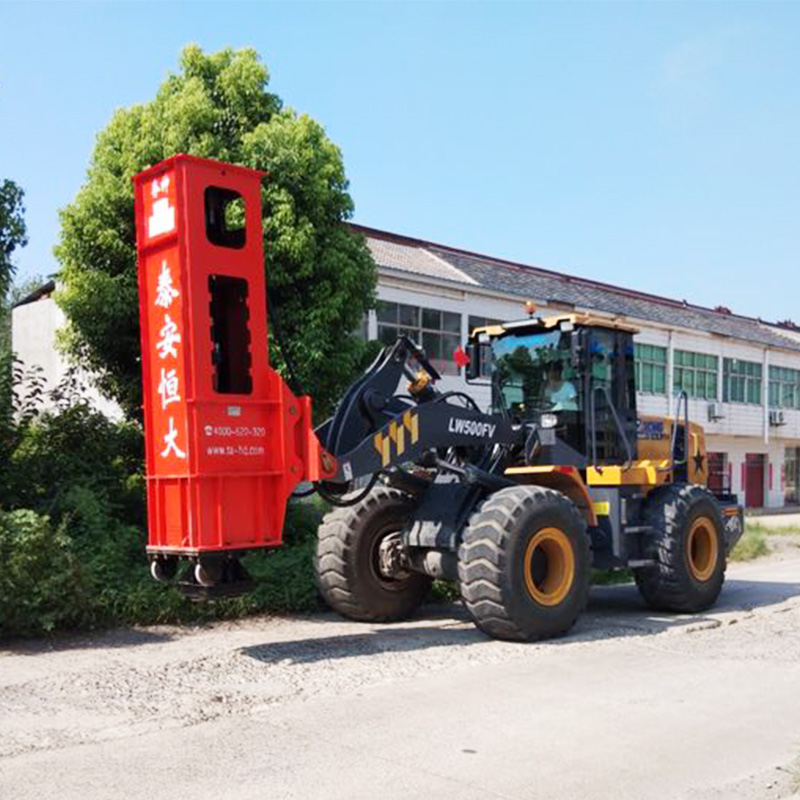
[673,350,719,400]
[633,343,667,394]
[469,316,502,378]
[376,301,461,376]
[723,358,762,404]
[769,366,800,409]
[468,315,502,333]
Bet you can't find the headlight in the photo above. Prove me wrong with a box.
[540,413,558,429]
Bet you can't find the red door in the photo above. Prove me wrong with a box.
[745,453,765,508]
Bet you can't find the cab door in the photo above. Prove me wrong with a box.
[584,328,637,466]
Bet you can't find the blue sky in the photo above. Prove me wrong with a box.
[1,1,798,321]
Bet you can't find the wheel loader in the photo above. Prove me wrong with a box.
[134,155,744,642]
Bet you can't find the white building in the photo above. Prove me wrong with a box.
[12,225,800,509]
[11,279,122,420]
[355,224,800,510]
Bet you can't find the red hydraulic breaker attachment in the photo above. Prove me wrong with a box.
[133,155,336,592]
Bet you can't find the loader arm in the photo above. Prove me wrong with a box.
[313,335,521,492]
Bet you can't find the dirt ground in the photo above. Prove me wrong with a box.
[765,532,800,560]
[748,511,800,564]
[1,546,800,799]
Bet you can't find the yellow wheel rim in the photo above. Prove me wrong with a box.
[686,516,719,582]
[523,527,575,606]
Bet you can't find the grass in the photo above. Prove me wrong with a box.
[730,523,771,562]
[431,579,460,602]
[592,568,633,586]
[730,520,800,563]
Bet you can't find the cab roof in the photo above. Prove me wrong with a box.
[470,311,640,340]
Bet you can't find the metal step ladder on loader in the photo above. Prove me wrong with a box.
[134,156,745,642]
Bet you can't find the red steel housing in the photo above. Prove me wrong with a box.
[133,154,334,556]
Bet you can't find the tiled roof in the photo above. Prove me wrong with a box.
[365,236,478,286]
[351,225,800,354]
[12,278,56,308]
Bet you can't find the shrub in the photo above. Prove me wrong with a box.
[0,361,413,635]
[242,499,327,613]
[4,400,144,525]
[0,509,88,636]
[0,360,340,637]
[0,492,332,638]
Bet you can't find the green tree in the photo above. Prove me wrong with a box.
[1,181,30,459]
[0,180,29,355]
[56,45,376,420]
[2,275,45,347]
[0,179,27,300]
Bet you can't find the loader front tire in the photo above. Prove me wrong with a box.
[458,485,591,642]
[634,484,726,613]
[314,486,432,622]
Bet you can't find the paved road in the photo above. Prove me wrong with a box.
[2,555,800,800]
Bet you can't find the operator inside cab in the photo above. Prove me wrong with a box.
[543,360,578,412]
[491,328,581,422]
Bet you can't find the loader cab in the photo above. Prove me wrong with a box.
[469,315,638,466]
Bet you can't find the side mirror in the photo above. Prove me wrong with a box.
[465,342,481,380]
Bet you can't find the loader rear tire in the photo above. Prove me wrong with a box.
[458,485,591,642]
[314,486,432,622]
[634,484,726,613]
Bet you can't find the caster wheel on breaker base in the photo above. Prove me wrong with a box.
[150,557,178,583]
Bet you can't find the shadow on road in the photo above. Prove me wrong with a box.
[1,627,175,655]
[589,575,800,615]
[242,620,485,665]
[241,576,800,665]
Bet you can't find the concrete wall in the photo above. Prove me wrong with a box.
[11,295,122,420]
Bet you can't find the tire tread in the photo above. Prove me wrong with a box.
[314,486,431,622]
[634,483,727,612]
[458,485,591,642]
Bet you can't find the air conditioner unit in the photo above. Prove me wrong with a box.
[707,402,725,422]
[769,409,787,427]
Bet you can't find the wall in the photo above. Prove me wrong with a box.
[11,295,122,420]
